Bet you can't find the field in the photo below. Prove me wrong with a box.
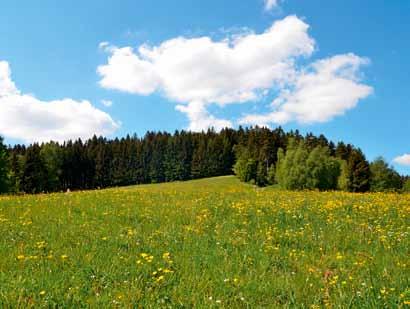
[0,176,409,308]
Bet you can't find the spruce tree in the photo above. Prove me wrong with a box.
[348,149,371,192]
[40,142,63,191]
[22,144,48,194]
[0,136,9,193]
[8,151,22,193]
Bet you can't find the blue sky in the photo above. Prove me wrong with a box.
[0,0,409,174]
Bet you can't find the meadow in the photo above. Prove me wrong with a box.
[0,176,409,308]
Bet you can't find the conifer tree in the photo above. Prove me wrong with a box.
[40,142,63,191]
[21,144,48,193]
[0,136,9,193]
[347,149,371,192]
[0,126,389,193]
[8,151,22,193]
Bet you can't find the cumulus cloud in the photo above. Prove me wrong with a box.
[98,16,314,131]
[175,101,232,132]
[393,154,410,166]
[264,0,280,11]
[0,61,120,143]
[98,15,372,131]
[239,53,373,126]
[98,16,314,104]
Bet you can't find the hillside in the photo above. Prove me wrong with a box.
[0,176,409,307]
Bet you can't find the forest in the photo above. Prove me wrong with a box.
[0,127,408,194]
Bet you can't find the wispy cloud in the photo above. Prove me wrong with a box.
[264,0,280,11]
[101,99,113,107]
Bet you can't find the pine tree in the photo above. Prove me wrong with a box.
[1,126,382,193]
[347,149,371,192]
[94,141,113,188]
[191,138,207,179]
[22,144,48,193]
[8,151,22,193]
[40,142,63,191]
[0,136,9,193]
[256,161,268,186]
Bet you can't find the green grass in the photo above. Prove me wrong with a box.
[0,176,409,308]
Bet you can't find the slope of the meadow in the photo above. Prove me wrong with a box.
[0,176,409,307]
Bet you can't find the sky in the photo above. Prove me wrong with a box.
[0,0,409,174]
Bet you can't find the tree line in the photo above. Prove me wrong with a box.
[233,129,409,192]
[0,127,408,194]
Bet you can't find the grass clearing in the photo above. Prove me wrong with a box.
[0,176,409,307]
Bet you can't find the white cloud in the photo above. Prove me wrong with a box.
[0,61,19,96]
[98,46,161,95]
[239,53,373,126]
[101,99,113,107]
[175,101,232,132]
[98,16,315,131]
[97,16,372,132]
[393,154,410,166]
[264,0,280,11]
[0,61,120,143]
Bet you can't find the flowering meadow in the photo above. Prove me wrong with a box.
[0,176,409,307]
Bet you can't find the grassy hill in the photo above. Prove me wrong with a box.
[0,176,409,307]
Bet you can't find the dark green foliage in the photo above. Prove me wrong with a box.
[93,140,113,188]
[5,129,236,193]
[256,161,268,186]
[2,127,404,194]
[335,145,372,192]
[0,136,9,193]
[232,127,285,186]
[21,144,48,193]
[347,149,371,192]
[191,137,208,179]
[40,142,63,191]
[369,157,402,192]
